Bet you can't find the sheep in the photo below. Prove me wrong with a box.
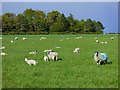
[111,37,114,40]
[44,49,53,53]
[15,37,18,40]
[40,37,46,40]
[0,46,5,50]
[29,50,37,54]
[44,55,49,61]
[94,51,108,65]
[11,40,14,43]
[25,58,38,66]
[74,48,80,53]
[96,40,99,43]
[23,38,27,40]
[0,37,2,40]
[1,52,7,56]
[66,38,69,40]
[47,51,58,61]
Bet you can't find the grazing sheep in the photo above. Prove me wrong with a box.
[29,50,37,54]
[23,38,27,40]
[94,51,108,65]
[45,50,58,61]
[44,55,49,61]
[15,37,18,40]
[1,52,7,56]
[74,48,80,53]
[25,58,38,66]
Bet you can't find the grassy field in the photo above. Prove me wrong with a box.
[2,34,118,88]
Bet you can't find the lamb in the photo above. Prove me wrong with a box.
[29,50,37,54]
[25,58,38,66]
[1,52,7,56]
[94,51,108,65]
[74,48,80,53]
[44,55,49,61]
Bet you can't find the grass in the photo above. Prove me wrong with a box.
[2,34,118,88]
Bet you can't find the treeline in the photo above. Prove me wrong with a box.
[2,8,105,34]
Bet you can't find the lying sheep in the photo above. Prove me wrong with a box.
[29,50,37,54]
[74,48,80,53]
[25,58,38,66]
[15,37,18,40]
[94,51,108,65]
[0,46,5,50]
[1,52,7,56]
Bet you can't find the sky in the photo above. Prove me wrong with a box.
[1,2,119,33]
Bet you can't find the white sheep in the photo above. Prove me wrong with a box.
[40,37,46,40]
[0,46,5,50]
[11,40,14,43]
[74,48,80,53]
[47,51,58,61]
[96,40,99,43]
[23,38,27,40]
[1,52,7,56]
[111,37,114,40]
[25,58,38,66]
[29,50,37,54]
[44,55,49,61]
[15,37,18,40]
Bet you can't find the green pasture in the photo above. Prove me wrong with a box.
[2,34,118,88]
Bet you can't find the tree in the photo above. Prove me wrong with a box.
[67,13,75,32]
[2,13,16,32]
[33,10,46,32]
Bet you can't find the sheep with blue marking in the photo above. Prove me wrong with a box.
[94,51,108,65]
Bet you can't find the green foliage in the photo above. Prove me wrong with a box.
[2,9,105,34]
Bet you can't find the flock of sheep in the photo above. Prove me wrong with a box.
[0,35,117,66]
